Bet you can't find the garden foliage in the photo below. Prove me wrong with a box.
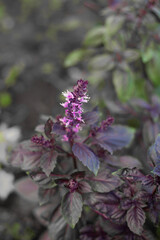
[65,0,160,102]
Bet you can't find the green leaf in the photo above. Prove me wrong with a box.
[88,54,114,70]
[105,15,124,37]
[87,70,105,85]
[147,51,160,86]
[5,65,23,87]
[124,49,140,62]
[62,191,83,228]
[64,49,85,67]
[0,92,12,107]
[83,26,105,47]
[113,70,134,102]
[141,48,154,63]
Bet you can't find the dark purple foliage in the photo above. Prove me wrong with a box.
[10,80,160,240]
[94,125,135,154]
[72,143,100,175]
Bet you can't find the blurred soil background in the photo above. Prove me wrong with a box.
[0,1,101,239]
[0,0,100,138]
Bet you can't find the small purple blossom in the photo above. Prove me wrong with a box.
[67,179,79,192]
[31,135,54,149]
[100,116,114,130]
[60,79,89,139]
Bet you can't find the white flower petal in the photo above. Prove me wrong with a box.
[0,170,15,200]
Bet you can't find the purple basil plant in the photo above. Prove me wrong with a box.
[10,80,160,240]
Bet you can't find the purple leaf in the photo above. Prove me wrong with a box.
[153,164,160,177]
[131,98,150,109]
[30,172,54,187]
[49,206,75,240]
[79,225,109,240]
[143,121,160,146]
[34,202,60,227]
[15,177,38,202]
[70,171,85,180]
[95,125,135,154]
[72,143,100,175]
[78,181,92,193]
[141,175,156,194]
[82,107,99,126]
[118,156,142,169]
[126,204,146,235]
[34,205,51,226]
[39,187,59,205]
[154,134,160,157]
[87,171,122,193]
[149,134,160,175]
[18,141,43,171]
[105,155,142,169]
[9,144,24,167]
[40,151,57,177]
[86,192,120,219]
[52,122,66,136]
[62,191,83,228]
[10,140,42,169]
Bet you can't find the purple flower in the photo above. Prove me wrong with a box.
[60,79,89,140]
[31,135,54,149]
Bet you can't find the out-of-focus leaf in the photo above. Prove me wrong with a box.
[88,54,114,70]
[60,17,81,31]
[83,107,99,126]
[62,191,83,228]
[15,177,38,202]
[39,231,51,240]
[5,64,23,87]
[64,49,86,67]
[147,51,160,86]
[49,206,76,240]
[148,134,160,173]
[124,49,139,62]
[21,141,43,171]
[126,204,145,235]
[72,143,100,175]
[105,15,124,37]
[39,186,59,205]
[94,125,135,154]
[113,70,134,102]
[0,92,12,108]
[118,156,142,169]
[87,70,106,85]
[83,26,105,47]
[30,172,55,187]
[87,170,122,193]
[34,203,58,226]
[105,154,142,169]
[143,121,160,146]
[141,48,154,63]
